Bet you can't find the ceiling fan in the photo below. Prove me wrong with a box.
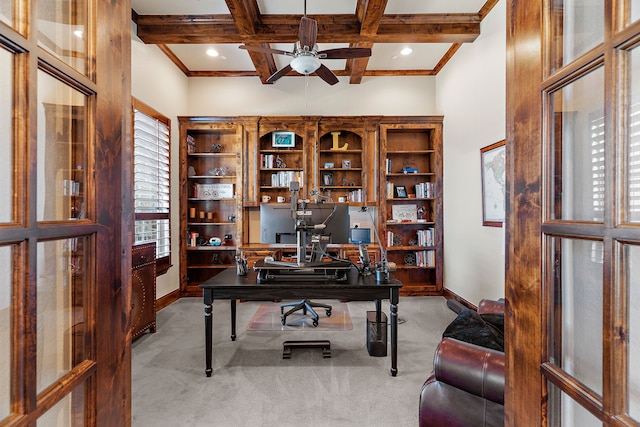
[239,1,371,85]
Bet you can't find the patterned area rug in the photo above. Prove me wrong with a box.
[246,301,352,331]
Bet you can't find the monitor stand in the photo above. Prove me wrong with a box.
[254,232,351,283]
[254,258,351,283]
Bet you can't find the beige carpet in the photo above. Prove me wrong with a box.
[246,300,353,331]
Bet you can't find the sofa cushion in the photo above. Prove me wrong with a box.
[442,308,504,352]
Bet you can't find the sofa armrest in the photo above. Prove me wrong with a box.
[477,298,505,315]
[433,338,505,404]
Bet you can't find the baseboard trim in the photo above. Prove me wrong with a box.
[156,289,180,312]
[442,288,477,311]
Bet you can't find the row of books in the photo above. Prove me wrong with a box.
[385,158,393,174]
[269,171,303,188]
[260,154,283,169]
[415,182,434,198]
[385,181,434,198]
[386,230,435,247]
[386,181,395,198]
[414,250,436,267]
[416,228,435,247]
[348,189,363,202]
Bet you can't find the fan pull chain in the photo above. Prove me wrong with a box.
[305,74,310,109]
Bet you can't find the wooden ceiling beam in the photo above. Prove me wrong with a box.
[224,0,260,34]
[135,13,480,45]
[349,0,387,84]
[357,0,388,35]
[225,0,276,83]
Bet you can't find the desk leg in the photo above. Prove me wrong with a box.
[204,290,213,377]
[230,299,237,341]
[390,290,399,377]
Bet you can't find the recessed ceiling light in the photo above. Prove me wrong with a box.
[400,47,413,56]
[206,48,219,57]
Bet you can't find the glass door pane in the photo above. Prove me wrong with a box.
[37,0,88,74]
[550,0,605,70]
[625,244,640,420]
[0,47,13,223]
[37,71,87,222]
[549,237,603,395]
[0,245,13,421]
[548,382,603,426]
[0,0,12,27]
[36,237,89,394]
[632,0,640,24]
[550,67,605,222]
[625,46,640,223]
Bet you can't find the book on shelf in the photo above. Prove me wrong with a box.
[385,158,392,174]
[349,188,363,202]
[417,228,434,247]
[415,249,435,267]
[386,231,395,247]
[270,171,303,187]
[187,135,196,154]
[386,181,394,198]
[415,182,434,198]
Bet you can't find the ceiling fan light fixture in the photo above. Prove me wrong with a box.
[290,55,321,75]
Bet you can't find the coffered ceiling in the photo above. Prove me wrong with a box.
[132,0,499,84]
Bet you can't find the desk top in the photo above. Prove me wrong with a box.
[199,267,402,290]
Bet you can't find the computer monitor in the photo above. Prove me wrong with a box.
[259,204,296,244]
[259,202,350,244]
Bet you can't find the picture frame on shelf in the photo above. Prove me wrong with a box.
[480,140,506,227]
[324,162,334,169]
[322,172,334,186]
[395,185,408,198]
[342,159,351,168]
[272,131,296,148]
[392,204,418,222]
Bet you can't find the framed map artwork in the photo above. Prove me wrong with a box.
[480,140,506,227]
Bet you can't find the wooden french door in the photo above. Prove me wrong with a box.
[0,0,131,425]
[507,0,640,425]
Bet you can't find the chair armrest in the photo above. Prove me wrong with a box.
[477,298,505,315]
[433,338,505,404]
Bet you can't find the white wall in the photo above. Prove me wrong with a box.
[131,25,189,299]
[436,0,506,303]
[186,75,435,116]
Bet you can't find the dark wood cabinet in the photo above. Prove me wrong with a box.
[131,243,157,339]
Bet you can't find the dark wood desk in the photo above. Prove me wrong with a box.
[199,267,402,377]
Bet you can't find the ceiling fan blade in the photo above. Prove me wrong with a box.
[299,16,317,49]
[315,64,339,85]
[318,48,372,59]
[239,45,292,56]
[266,64,292,83]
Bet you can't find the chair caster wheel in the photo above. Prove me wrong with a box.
[312,319,319,327]
[326,310,332,317]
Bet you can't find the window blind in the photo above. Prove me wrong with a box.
[133,108,171,260]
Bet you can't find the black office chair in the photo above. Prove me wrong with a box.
[281,299,332,327]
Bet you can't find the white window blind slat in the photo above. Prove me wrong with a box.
[133,107,171,259]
